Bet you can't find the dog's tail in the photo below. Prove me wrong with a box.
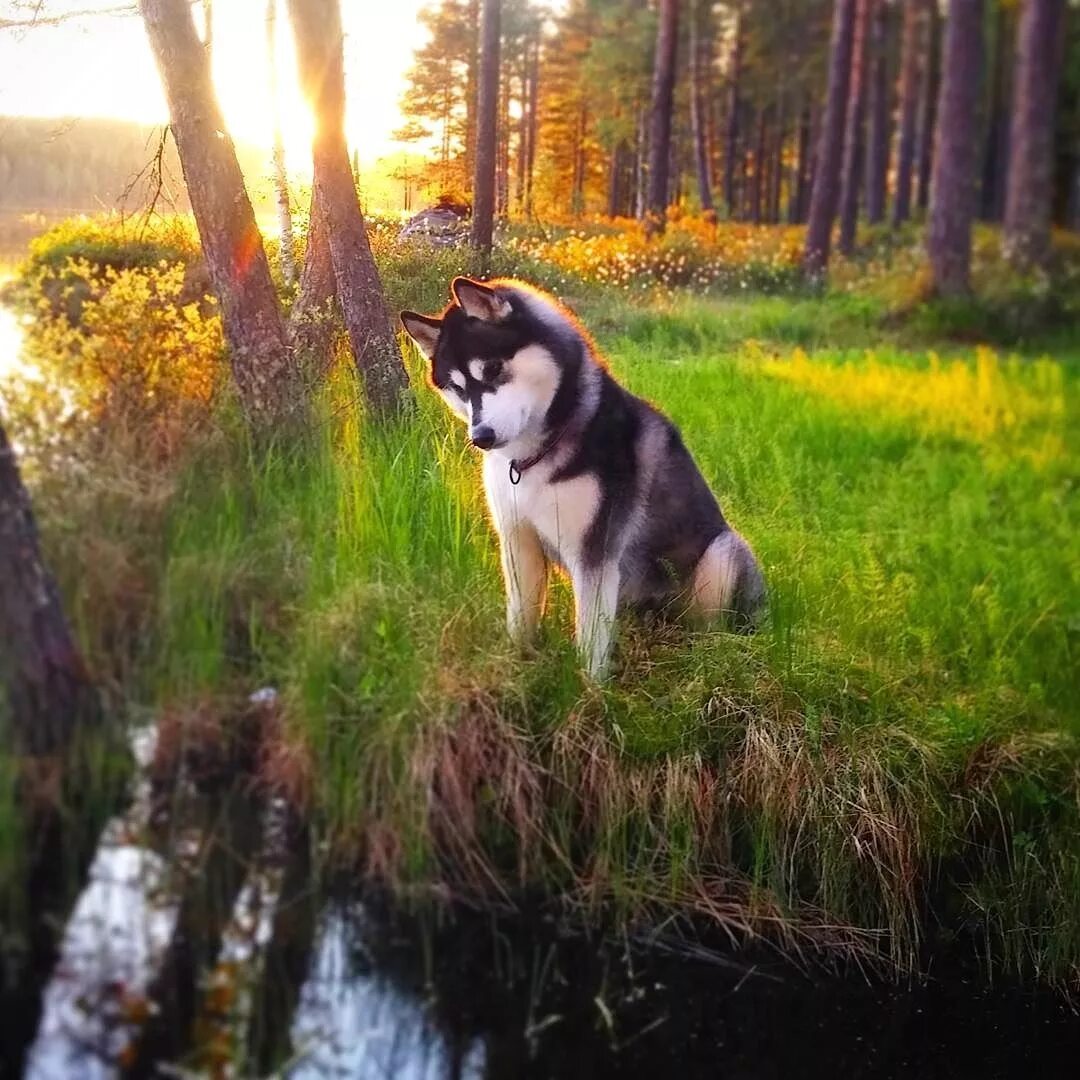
[692,529,766,631]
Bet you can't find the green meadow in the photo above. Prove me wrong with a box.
[3,223,1080,986]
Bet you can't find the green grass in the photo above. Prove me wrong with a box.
[140,284,1080,979]
[4,220,1080,987]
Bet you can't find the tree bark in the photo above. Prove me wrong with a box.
[471,0,500,256]
[689,0,715,216]
[0,419,98,757]
[288,0,405,414]
[914,0,939,212]
[838,0,871,254]
[267,0,296,289]
[864,0,889,224]
[722,11,743,218]
[927,0,984,296]
[789,102,812,223]
[750,105,767,224]
[892,0,921,225]
[645,0,680,235]
[140,0,300,427]
[980,4,1013,222]
[525,31,539,216]
[770,89,785,223]
[1003,0,1066,269]
[804,0,858,276]
[290,186,337,366]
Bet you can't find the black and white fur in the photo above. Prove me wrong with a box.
[401,277,764,679]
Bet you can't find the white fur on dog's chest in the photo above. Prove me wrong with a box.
[483,455,600,568]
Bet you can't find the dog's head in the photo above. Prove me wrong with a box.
[401,277,563,454]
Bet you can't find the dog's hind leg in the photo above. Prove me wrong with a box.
[500,524,548,645]
[691,530,765,630]
[572,561,621,680]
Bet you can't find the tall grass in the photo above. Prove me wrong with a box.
[144,290,1080,981]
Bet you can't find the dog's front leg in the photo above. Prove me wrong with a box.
[499,524,548,645]
[572,561,620,680]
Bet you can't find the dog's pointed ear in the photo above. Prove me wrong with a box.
[451,276,512,322]
[400,311,442,359]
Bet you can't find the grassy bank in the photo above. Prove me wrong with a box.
[4,218,1080,988]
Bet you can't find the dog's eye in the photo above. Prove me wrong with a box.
[483,360,504,382]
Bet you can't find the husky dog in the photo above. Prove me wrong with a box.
[401,277,764,679]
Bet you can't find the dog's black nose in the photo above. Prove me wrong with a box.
[471,426,497,450]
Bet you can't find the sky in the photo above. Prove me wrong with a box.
[0,0,431,169]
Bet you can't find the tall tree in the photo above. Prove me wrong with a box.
[0,419,98,756]
[914,0,939,211]
[790,102,814,222]
[892,0,922,225]
[689,0,715,216]
[267,0,296,289]
[472,0,501,257]
[722,9,744,218]
[1004,0,1067,268]
[288,0,406,414]
[140,0,301,426]
[645,0,680,234]
[864,0,889,223]
[980,3,1014,221]
[927,0,985,296]
[838,0,870,254]
[804,0,858,276]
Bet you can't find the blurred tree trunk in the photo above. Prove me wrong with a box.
[267,0,295,289]
[515,64,528,211]
[750,105,767,223]
[288,0,405,414]
[914,0,939,212]
[645,0,680,235]
[140,0,301,427]
[635,105,648,218]
[497,60,511,217]
[689,0,715,216]
[525,31,540,215]
[980,4,1014,222]
[1004,0,1066,268]
[790,102,813,223]
[471,0,500,256]
[466,0,480,182]
[290,186,336,366]
[864,0,889,224]
[892,0,921,225]
[804,0,857,276]
[770,89,786,223]
[928,0,984,296]
[838,0,870,254]
[723,11,743,218]
[0,419,98,757]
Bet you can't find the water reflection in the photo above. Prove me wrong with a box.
[289,906,486,1080]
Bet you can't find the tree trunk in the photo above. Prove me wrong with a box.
[770,89,786,223]
[722,12,743,218]
[0,419,98,757]
[864,0,889,224]
[140,0,300,426]
[634,105,648,219]
[804,0,858,276]
[838,0,870,254]
[267,0,295,289]
[645,0,679,234]
[525,32,539,216]
[288,0,405,414]
[980,4,1012,222]
[290,186,336,367]
[914,0,939,212]
[465,0,480,182]
[750,105,767,224]
[1069,141,1080,231]
[1003,0,1066,269]
[892,0,921,225]
[927,0,984,296]
[515,64,528,211]
[471,0,500,257]
[689,0,715,216]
